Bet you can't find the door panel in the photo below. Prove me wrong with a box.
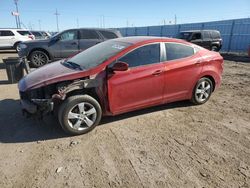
[108,63,165,114]
[79,30,103,51]
[163,53,203,102]
[0,30,15,47]
[59,39,79,58]
[79,39,102,51]
[51,30,79,58]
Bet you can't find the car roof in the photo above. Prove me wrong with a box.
[0,28,29,31]
[180,30,219,33]
[67,28,119,32]
[112,36,188,45]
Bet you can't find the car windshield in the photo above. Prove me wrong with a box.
[64,40,132,70]
[178,32,192,40]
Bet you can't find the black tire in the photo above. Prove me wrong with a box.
[191,77,213,105]
[30,50,49,68]
[58,95,102,135]
[211,45,219,52]
[14,42,20,52]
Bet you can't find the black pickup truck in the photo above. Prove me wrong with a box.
[178,30,222,52]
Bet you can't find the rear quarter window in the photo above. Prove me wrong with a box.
[99,31,118,39]
[165,43,194,61]
[210,31,221,39]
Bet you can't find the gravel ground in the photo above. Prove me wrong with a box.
[0,51,249,188]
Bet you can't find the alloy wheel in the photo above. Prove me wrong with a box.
[32,52,48,66]
[67,102,97,131]
[195,80,212,103]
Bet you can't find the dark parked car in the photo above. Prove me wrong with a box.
[18,28,122,67]
[18,36,223,135]
[178,30,222,52]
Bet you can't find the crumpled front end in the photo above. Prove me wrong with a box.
[19,86,56,117]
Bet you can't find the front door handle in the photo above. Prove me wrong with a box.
[71,42,77,45]
[152,70,163,76]
[195,60,202,65]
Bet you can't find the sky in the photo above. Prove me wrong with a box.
[0,0,249,31]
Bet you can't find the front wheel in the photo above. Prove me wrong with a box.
[58,95,102,135]
[191,77,213,105]
[30,50,49,68]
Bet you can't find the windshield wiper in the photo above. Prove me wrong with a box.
[62,61,83,70]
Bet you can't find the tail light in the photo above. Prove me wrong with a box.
[28,35,34,40]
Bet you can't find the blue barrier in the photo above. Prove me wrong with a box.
[117,18,250,53]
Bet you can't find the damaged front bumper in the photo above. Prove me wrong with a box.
[20,98,54,117]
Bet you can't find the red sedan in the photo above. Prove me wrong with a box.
[18,36,223,135]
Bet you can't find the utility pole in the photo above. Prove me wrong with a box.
[14,0,21,28]
[102,15,105,28]
[54,9,60,32]
[38,20,41,30]
[163,19,166,25]
[76,18,79,28]
[174,14,177,25]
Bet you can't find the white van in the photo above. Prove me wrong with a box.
[0,29,34,51]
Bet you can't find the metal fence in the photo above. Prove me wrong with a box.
[117,18,250,53]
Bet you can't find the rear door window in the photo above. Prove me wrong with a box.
[191,33,202,40]
[203,31,211,40]
[80,30,100,39]
[99,31,118,39]
[17,30,31,36]
[0,30,14,36]
[119,43,160,67]
[165,43,194,61]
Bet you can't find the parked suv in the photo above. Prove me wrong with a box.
[0,29,34,51]
[18,28,122,67]
[178,30,222,51]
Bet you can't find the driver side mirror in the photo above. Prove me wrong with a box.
[112,61,129,71]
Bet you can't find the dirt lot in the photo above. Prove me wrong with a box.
[0,51,249,188]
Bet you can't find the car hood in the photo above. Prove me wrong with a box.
[18,60,91,92]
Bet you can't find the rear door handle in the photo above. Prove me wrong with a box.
[152,70,163,76]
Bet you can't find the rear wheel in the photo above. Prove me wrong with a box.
[58,95,102,135]
[211,45,219,52]
[191,77,213,105]
[30,50,49,68]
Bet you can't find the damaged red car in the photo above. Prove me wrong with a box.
[18,36,223,135]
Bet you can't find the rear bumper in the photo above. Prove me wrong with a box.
[20,99,53,117]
